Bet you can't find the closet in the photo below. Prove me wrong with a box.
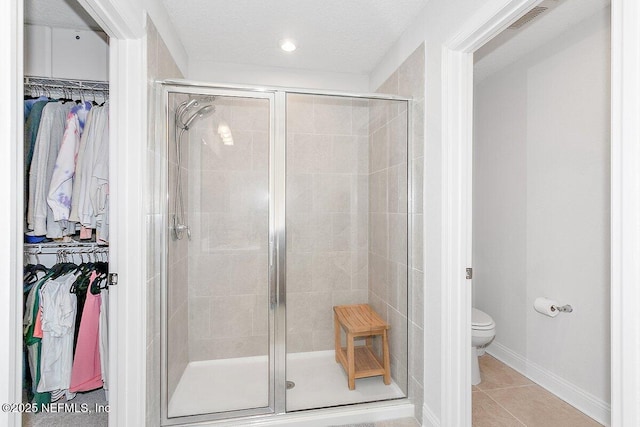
[22,1,111,426]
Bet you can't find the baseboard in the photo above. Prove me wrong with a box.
[487,342,611,426]
[421,403,440,427]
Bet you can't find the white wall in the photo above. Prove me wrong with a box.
[24,24,108,81]
[188,60,369,92]
[473,5,611,415]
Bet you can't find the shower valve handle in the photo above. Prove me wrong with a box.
[175,223,191,240]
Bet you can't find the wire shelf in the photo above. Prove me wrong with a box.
[24,75,109,96]
[24,241,109,254]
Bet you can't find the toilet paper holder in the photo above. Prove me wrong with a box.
[551,304,573,313]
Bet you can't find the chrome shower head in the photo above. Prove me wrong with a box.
[176,95,216,130]
[181,104,215,130]
[176,99,199,123]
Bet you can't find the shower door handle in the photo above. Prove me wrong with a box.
[269,236,274,268]
[269,237,277,309]
[269,272,278,310]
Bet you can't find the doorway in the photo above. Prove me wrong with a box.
[440,0,639,425]
[472,3,611,424]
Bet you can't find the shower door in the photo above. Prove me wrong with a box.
[161,86,277,424]
[160,83,411,425]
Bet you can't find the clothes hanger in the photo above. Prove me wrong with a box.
[23,251,48,285]
[49,250,79,280]
[71,251,95,294]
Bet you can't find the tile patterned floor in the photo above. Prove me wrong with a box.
[473,355,603,427]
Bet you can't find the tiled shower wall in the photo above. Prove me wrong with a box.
[165,90,190,396]
[187,97,271,361]
[374,44,425,422]
[286,94,370,352]
[367,95,409,394]
[145,17,185,424]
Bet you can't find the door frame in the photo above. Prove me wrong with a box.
[66,2,148,425]
[0,2,24,426]
[440,0,640,425]
[0,0,147,425]
[158,84,278,425]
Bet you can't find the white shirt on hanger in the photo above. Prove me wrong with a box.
[37,272,78,397]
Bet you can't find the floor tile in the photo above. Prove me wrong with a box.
[476,355,533,391]
[485,384,603,427]
[472,391,524,427]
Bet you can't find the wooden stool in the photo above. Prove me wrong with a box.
[333,304,391,390]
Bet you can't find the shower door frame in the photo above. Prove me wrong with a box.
[159,84,281,425]
[159,80,413,426]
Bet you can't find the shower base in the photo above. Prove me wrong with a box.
[168,350,405,418]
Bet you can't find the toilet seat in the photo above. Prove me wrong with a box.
[472,308,495,330]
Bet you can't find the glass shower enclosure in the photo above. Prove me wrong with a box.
[159,82,410,425]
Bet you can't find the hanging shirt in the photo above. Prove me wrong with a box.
[24,100,51,227]
[92,103,109,243]
[70,271,103,392]
[70,107,98,228]
[47,102,92,227]
[23,272,44,335]
[24,275,52,407]
[28,102,74,237]
[33,305,44,339]
[37,272,78,397]
[71,103,109,234]
[24,96,48,122]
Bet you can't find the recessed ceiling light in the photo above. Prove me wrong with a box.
[279,39,297,52]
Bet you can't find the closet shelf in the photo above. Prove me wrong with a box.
[24,241,109,252]
[24,75,109,92]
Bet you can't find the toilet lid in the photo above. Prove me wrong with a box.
[472,308,494,328]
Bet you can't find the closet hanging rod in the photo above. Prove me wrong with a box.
[24,241,109,252]
[23,246,109,254]
[24,76,109,92]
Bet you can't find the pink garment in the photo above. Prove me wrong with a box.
[69,271,103,392]
[79,226,92,240]
[33,306,43,338]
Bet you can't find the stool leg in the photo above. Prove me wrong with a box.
[347,333,355,390]
[382,330,391,385]
[334,312,340,363]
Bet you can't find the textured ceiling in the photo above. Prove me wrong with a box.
[474,0,610,82]
[162,0,428,74]
[24,0,610,79]
[25,0,101,30]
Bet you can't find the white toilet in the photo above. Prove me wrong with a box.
[471,308,496,385]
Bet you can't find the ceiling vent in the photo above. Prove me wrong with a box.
[508,6,549,29]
